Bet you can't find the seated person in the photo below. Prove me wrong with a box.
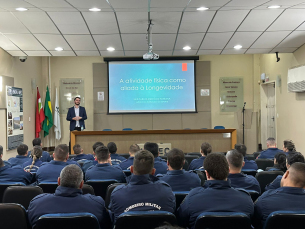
[107,142,126,165]
[23,146,44,173]
[253,162,305,229]
[8,144,31,167]
[144,142,168,174]
[109,150,175,222]
[177,153,254,229]
[28,164,110,228]
[265,152,304,190]
[235,143,258,170]
[258,137,284,159]
[0,145,32,184]
[188,142,212,170]
[27,138,52,162]
[71,144,94,161]
[81,142,104,172]
[266,152,287,172]
[119,144,140,170]
[36,144,78,183]
[85,145,126,183]
[283,139,297,155]
[226,149,261,194]
[158,148,200,191]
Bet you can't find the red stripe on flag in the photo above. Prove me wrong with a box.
[182,63,187,71]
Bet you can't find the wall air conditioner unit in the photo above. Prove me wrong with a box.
[287,65,305,92]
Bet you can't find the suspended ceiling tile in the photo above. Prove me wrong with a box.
[262,0,305,6]
[221,48,247,54]
[209,10,250,32]
[49,50,76,56]
[153,50,173,56]
[25,0,72,8]
[173,50,197,55]
[250,31,291,48]
[226,32,262,49]
[175,33,205,50]
[290,5,305,9]
[150,7,185,12]
[100,50,124,57]
[238,9,283,32]
[24,50,50,56]
[220,6,254,10]
[179,11,215,33]
[64,35,97,50]
[93,34,123,50]
[267,9,305,31]
[48,12,90,34]
[2,7,43,12]
[150,12,181,33]
[124,50,147,56]
[0,0,33,8]
[185,7,221,11]
[246,48,272,54]
[277,31,305,48]
[5,50,26,56]
[5,34,45,50]
[150,0,190,8]
[0,35,20,50]
[200,32,234,49]
[272,47,298,53]
[0,12,29,33]
[296,22,305,31]
[75,51,100,56]
[116,12,148,33]
[188,0,231,8]
[108,0,147,8]
[66,0,111,9]
[40,7,78,12]
[225,0,270,7]
[35,34,72,50]
[13,12,59,34]
[197,49,222,55]
[82,12,119,34]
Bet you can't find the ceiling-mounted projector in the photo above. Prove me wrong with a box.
[143,50,159,60]
[143,20,159,60]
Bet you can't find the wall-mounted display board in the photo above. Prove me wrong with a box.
[219,77,244,112]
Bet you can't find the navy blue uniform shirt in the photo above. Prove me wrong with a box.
[82,160,98,172]
[177,180,254,229]
[188,156,205,171]
[243,158,258,170]
[109,174,175,222]
[265,175,282,191]
[111,154,127,165]
[119,157,134,170]
[27,151,52,162]
[8,155,31,167]
[154,157,168,174]
[158,170,201,191]
[85,163,126,183]
[0,165,32,184]
[228,173,261,194]
[254,187,305,228]
[72,154,95,161]
[23,159,43,173]
[27,186,110,228]
[258,148,284,159]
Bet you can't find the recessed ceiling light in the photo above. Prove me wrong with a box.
[268,5,281,9]
[197,7,209,11]
[55,47,63,51]
[183,46,191,50]
[107,47,115,51]
[234,45,242,50]
[89,8,101,11]
[16,8,28,11]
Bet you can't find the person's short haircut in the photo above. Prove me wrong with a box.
[60,164,83,189]
[92,142,104,152]
[201,142,212,156]
[226,149,243,169]
[284,140,296,152]
[274,152,287,171]
[267,137,276,146]
[54,144,69,161]
[144,142,159,157]
[73,144,82,155]
[287,152,305,166]
[129,144,140,154]
[95,146,110,161]
[167,148,184,170]
[17,144,28,156]
[204,153,229,180]
[133,150,154,175]
[107,142,117,154]
[289,162,305,188]
[74,96,81,101]
[234,144,247,157]
[32,138,41,147]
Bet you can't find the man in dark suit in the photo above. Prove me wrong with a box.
[66,97,87,131]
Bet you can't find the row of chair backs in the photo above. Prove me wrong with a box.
[255,171,284,193]
[0,183,25,203]
[85,180,118,199]
[255,159,274,170]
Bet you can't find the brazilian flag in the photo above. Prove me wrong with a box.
[43,86,53,137]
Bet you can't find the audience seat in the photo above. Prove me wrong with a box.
[0,203,29,229]
[194,170,207,186]
[76,159,87,167]
[34,213,100,229]
[102,129,112,131]
[246,190,260,202]
[255,171,284,193]
[105,183,126,208]
[264,210,305,229]
[255,159,274,170]
[242,169,257,177]
[184,155,199,166]
[82,184,95,195]
[174,191,188,210]
[39,183,58,193]
[123,170,132,177]
[253,152,261,159]
[187,152,201,157]
[0,183,25,203]
[2,186,43,209]
[194,212,252,229]
[123,128,132,131]
[214,126,225,129]
[183,159,189,171]
[85,180,118,199]
[245,154,255,161]
[115,211,177,229]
